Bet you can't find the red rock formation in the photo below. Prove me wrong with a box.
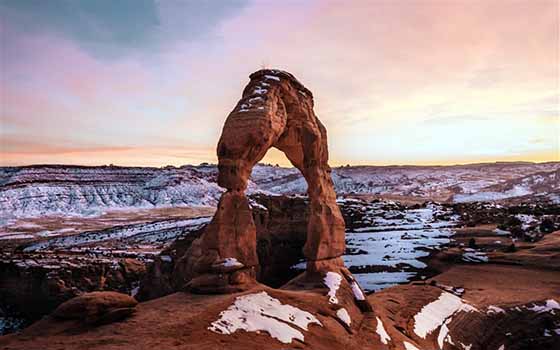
[51,291,137,325]
[185,69,346,292]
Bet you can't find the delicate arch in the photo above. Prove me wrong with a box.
[183,69,346,293]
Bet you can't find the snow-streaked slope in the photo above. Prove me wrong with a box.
[0,165,223,219]
[22,216,211,252]
[413,291,477,338]
[254,163,560,203]
[453,169,560,203]
[1,162,558,219]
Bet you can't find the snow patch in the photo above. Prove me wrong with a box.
[413,292,477,338]
[486,305,506,315]
[0,234,34,240]
[350,281,365,301]
[462,249,489,263]
[253,87,268,95]
[454,185,532,203]
[493,228,511,236]
[336,308,351,327]
[516,214,538,230]
[375,316,391,344]
[437,318,454,349]
[208,291,322,344]
[527,299,560,314]
[160,255,172,263]
[221,257,243,268]
[264,74,280,81]
[353,271,416,292]
[403,341,420,350]
[323,272,342,304]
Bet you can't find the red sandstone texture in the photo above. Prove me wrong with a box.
[184,70,346,292]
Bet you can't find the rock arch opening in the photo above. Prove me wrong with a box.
[182,69,346,293]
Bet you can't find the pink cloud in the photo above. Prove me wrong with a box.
[1,0,557,166]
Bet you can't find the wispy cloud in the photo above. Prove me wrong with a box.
[0,0,248,58]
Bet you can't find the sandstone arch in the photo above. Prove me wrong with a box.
[184,69,346,293]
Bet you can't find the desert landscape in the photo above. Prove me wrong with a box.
[1,1,559,349]
[1,69,559,350]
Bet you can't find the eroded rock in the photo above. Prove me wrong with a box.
[51,291,137,325]
[183,69,346,293]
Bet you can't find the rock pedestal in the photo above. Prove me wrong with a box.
[184,69,346,293]
[184,191,258,293]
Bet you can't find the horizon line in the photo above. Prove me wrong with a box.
[2,159,559,170]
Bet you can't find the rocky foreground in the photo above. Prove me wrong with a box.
[1,231,559,350]
[1,195,559,349]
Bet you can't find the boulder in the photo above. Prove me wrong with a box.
[51,291,137,325]
[0,255,145,322]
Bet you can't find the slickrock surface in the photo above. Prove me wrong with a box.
[0,285,377,350]
[3,255,559,350]
[184,70,346,292]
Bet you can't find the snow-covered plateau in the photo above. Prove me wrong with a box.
[1,162,558,219]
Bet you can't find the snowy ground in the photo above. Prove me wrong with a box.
[2,163,557,296]
[21,216,211,253]
[343,205,456,291]
[4,198,462,297]
[291,199,460,292]
[0,206,214,247]
[252,163,560,204]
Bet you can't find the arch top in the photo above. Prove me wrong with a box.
[248,69,314,99]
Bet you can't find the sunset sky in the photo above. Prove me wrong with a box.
[1,0,558,167]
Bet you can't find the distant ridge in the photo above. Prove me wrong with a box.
[1,162,558,218]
